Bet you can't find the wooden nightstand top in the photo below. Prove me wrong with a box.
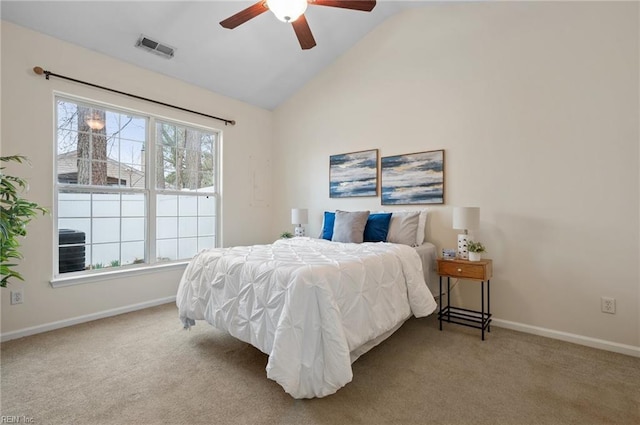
[437,258,492,281]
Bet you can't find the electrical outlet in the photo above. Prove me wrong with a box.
[10,289,24,305]
[601,297,615,314]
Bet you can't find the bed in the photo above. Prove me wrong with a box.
[176,210,438,398]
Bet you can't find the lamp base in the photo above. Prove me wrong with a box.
[457,233,469,260]
[295,226,305,237]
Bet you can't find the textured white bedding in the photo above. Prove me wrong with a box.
[414,242,439,296]
[176,237,437,398]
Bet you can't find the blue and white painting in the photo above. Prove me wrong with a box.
[329,149,378,198]
[381,150,444,205]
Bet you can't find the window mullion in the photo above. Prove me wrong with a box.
[148,117,157,265]
[89,192,94,269]
[119,192,123,267]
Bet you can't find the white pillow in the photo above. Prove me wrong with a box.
[416,209,429,246]
[378,210,428,246]
[386,211,420,246]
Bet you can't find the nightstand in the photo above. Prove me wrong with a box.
[436,258,493,340]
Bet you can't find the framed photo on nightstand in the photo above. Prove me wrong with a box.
[442,249,456,260]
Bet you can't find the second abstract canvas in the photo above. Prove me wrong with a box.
[381,150,444,205]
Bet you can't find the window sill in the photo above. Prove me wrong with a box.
[50,261,189,288]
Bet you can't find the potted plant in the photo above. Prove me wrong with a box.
[467,240,486,262]
[1,155,49,287]
[280,231,293,239]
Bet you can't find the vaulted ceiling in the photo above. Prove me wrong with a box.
[2,1,425,110]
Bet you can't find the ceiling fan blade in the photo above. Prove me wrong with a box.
[220,1,269,29]
[310,0,377,12]
[292,15,317,50]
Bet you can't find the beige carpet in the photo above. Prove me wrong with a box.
[1,303,638,425]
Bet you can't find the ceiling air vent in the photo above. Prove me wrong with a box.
[135,35,175,59]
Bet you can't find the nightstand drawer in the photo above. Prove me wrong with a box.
[437,260,492,280]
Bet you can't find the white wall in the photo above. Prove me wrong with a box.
[1,22,273,336]
[272,2,640,348]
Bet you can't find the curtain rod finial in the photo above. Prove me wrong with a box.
[229,120,236,126]
[33,66,44,75]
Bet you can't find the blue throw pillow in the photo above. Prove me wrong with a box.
[321,211,336,240]
[364,213,392,242]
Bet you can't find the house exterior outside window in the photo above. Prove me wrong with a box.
[54,97,219,280]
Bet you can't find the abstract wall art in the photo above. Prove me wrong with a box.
[329,149,378,198]
[381,149,444,205]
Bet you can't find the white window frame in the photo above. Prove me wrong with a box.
[50,94,220,288]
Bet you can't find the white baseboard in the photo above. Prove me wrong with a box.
[3,301,639,359]
[0,296,176,342]
[492,318,640,358]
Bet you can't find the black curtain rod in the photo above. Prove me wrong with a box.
[33,66,236,126]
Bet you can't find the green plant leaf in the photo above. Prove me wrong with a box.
[0,155,49,286]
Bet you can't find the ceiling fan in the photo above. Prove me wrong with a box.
[220,0,377,50]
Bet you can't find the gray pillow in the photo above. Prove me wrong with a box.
[387,211,420,245]
[331,210,370,243]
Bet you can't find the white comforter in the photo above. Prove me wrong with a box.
[176,237,437,398]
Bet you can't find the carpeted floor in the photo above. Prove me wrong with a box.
[1,303,638,425]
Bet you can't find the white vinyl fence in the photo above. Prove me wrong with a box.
[58,192,215,271]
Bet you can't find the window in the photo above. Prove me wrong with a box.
[155,121,217,261]
[55,97,219,278]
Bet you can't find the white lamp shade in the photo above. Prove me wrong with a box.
[452,207,480,231]
[291,208,308,225]
[266,0,308,22]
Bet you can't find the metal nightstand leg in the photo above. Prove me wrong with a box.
[439,275,443,331]
[481,281,485,341]
[487,279,491,333]
[447,277,451,323]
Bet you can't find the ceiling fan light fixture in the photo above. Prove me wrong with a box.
[266,0,308,23]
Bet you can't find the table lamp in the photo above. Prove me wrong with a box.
[453,207,480,260]
[291,208,308,237]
